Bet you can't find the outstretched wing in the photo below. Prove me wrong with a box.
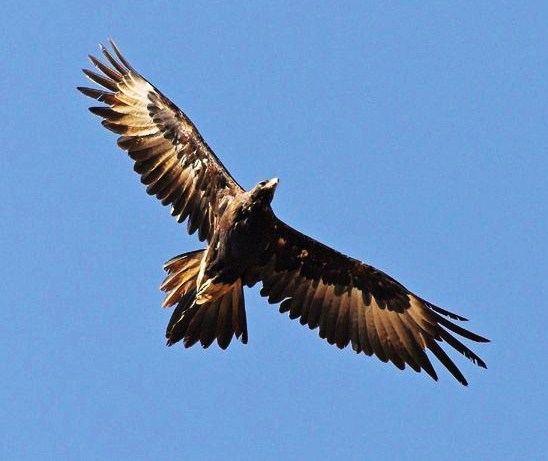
[254,218,489,385]
[78,40,242,242]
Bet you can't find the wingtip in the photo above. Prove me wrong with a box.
[108,38,122,55]
[97,38,117,51]
[88,106,101,116]
[426,301,469,321]
[478,336,490,343]
[422,364,439,383]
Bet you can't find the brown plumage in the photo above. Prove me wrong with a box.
[79,40,489,385]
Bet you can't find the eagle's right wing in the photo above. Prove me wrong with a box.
[78,40,243,242]
[254,218,489,385]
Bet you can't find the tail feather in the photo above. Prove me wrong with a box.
[200,303,221,348]
[161,250,248,349]
[216,294,235,349]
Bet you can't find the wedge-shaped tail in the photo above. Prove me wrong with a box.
[161,250,248,349]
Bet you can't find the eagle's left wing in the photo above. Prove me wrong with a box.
[252,218,489,385]
[78,41,243,243]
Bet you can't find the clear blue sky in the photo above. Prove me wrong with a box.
[2,2,547,460]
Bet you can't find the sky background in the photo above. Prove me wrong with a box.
[2,2,547,460]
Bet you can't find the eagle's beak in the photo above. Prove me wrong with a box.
[267,177,279,190]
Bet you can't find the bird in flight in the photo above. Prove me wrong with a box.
[79,40,489,385]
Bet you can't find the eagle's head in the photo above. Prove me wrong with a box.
[250,177,279,205]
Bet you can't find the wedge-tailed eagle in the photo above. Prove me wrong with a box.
[79,41,488,385]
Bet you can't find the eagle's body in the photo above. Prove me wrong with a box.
[195,179,278,305]
[79,41,489,385]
